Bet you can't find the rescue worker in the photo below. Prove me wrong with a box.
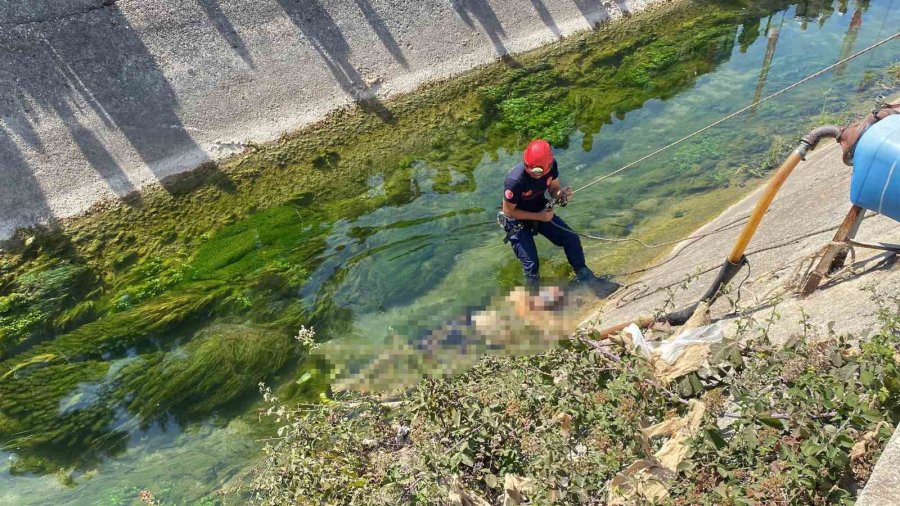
[500,139,619,295]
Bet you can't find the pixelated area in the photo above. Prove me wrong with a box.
[320,284,602,392]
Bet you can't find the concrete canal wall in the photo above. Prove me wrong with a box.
[0,0,667,238]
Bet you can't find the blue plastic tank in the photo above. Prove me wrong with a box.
[850,114,900,222]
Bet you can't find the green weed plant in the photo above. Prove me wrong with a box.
[250,296,900,505]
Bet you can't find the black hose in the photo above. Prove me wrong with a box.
[666,302,699,326]
[664,256,748,325]
[663,125,842,326]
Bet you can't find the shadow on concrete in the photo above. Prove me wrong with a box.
[736,250,897,319]
[276,0,395,122]
[0,2,224,234]
[450,0,516,63]
[2,97,45,154]
[818,251,898,291]
[65,111,139,199]
[529,0,562,39]
[195,0,256,68]
[0,127,53,238]
[353,0,409,68]
[614,0,631,17]
[571,0,611,27]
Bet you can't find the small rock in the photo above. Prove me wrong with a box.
[395,425,411,445]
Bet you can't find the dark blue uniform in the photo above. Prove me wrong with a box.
[502,161,586,284]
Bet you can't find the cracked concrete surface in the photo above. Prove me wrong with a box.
[0,0,664,239]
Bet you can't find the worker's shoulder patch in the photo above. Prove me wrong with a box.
[505,189,514,200]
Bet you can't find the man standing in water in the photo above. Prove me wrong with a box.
[500,139,619,296]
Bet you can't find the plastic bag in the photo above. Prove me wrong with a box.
[622,322,731,382]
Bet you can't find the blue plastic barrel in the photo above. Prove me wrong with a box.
[850,114,900,222]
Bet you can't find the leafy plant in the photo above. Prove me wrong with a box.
[251,299,900,505]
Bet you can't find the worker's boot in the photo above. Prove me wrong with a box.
[576,267,621,299]
[524,274,540,293]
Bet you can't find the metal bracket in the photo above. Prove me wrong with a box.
[800,205,869,296]
[846,239,900,252]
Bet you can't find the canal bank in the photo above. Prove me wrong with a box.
[583,98,900,503]
[0,0,667,239]
[588,130,900,347]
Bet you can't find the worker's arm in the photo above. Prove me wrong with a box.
[503,199,554,222]
[547,179,573,201]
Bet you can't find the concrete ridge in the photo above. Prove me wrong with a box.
[858,422,900,505]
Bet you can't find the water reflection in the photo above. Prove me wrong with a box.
[751,13,785,113]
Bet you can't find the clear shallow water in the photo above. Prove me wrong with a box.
[1,1,898,503]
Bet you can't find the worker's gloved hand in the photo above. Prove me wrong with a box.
[539,208,555,222]
[558,186,573,202]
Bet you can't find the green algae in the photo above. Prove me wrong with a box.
[119,323,294,422]
[0,284,234,465]
[2,282,228,365]
[0,360,118,474]
[0,260,95,359]
[0,353,58,382]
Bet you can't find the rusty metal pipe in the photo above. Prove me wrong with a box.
[800,125,843,149]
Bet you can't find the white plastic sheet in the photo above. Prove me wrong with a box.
[622,322,730,382]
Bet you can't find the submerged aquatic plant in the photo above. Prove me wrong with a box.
[2,282,229,365]
[0,283,232,467]
[119,323,295,421]
[0,260,95,359]
[0,359,119,474]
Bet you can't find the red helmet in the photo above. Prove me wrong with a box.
[523,139,553,174]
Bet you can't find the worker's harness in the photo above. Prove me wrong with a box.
[497,194,568,244]
[496,213,529,244]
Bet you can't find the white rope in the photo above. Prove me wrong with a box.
[572,31,900,195]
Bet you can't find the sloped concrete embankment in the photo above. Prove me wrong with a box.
[587,135,900,503]
[0,0,665,239]
[593,142,900,343]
